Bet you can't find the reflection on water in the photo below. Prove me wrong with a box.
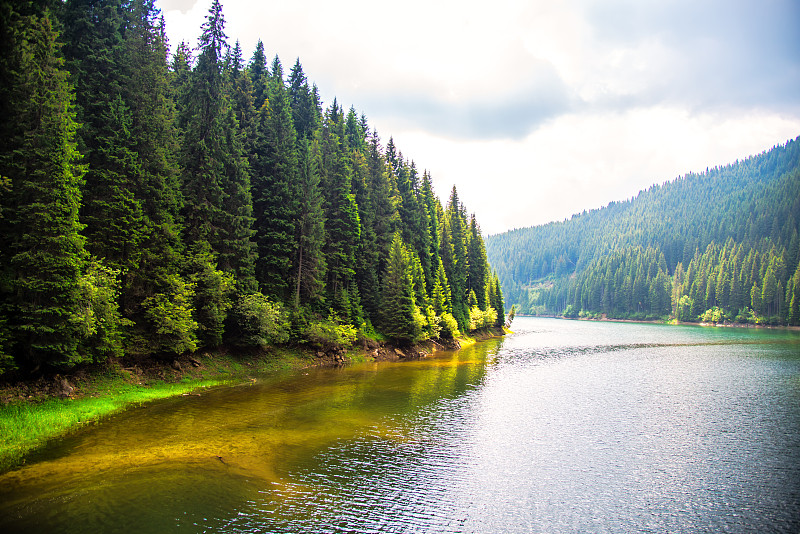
[1,318,799,533]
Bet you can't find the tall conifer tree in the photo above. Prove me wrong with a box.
[0,8,87,367]
[251,58,299,300]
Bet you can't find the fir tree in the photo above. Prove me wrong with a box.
[251,68,299,300]
[381,233,424,344]
[318,104,362,321]
[0,9,88,368]
[249,38,268,110]
[179,0,256,340]
[294,138,326,308]
[467,214,489,310]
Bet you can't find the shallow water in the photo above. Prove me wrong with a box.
[1,318,799,533]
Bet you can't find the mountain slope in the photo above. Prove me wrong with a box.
[486,136,800,324]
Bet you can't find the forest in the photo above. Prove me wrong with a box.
[487,136,800,325]
[0,0,505,376]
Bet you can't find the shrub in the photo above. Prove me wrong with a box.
[74,259,129,362]
[438,312,460,339]
[305,312,358,349]
[229,292,290,347]
[469,306,498,331]
[143,274,198,354]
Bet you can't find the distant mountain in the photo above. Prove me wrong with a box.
[486,136,800,325]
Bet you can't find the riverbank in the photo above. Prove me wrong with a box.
[0,328,506,473]
[519,314,800,330]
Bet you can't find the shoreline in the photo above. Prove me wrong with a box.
[517,314,800,331]
[0,327,506,473]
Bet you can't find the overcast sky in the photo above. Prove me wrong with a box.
[156,0,800,235]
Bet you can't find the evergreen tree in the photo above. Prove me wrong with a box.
[249,39,268,110]
[62,0,143,275]
[294,138,326,308]
[467,214,489,309]
[381,233,424,344]
[318,103,362,322]
[445,186,469,329]
[0,8,88,368]
[287,58,319,140]
[178,0,256,340]
[366,130,400,285]
[490,272,506,327]
[251,64,299,300]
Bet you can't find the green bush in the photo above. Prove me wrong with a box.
[229,292,290,347]
[469,306,498,331]
[438,312,460,339]
[189,252,235,348]
[305,312,358,349]
[143,274,198,354]
[74,259,129,363]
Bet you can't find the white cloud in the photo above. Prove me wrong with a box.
[391,109,800,235]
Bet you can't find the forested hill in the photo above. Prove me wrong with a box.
[0,0,504,375]
[486,137,800,325]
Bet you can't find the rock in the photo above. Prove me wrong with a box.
[394,348,405,358]
[57,378,74,398]
[188,357,202,367]
[171,359,182,372]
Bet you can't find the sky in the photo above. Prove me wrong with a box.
[155,0,800,236]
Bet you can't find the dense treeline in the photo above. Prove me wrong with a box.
[0,0,504,375]
[487,137,800,325]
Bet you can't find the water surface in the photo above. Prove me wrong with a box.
[1,318,799,533]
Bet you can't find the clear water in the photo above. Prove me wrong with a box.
[1,317,799,533]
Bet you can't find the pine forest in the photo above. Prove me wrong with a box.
[487,137,800,326]
[0,0,505,375]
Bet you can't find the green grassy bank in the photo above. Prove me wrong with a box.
[0,329,506,473]
[0,348,314,473]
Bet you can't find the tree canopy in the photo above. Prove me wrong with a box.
[0,0,504,375]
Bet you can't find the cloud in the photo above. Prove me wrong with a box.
[351,48,573,140]
[156,0,800,233]
[392,108,800,235]
[158,0,199,15]
[582,0,800,113]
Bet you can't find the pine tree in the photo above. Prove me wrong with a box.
[0,9,88,368]
[381,233,424,344]
[445,186,469,329]
[366,130,400,286]
[467,214,489,310]
[318,103,362,321]
[251,65,299,300]
[62,0,145,275]
[178,0,256,343]
[420,171,440,293]
[294,138,326,308]
[249,39,268,111]
[490,272,506,327]
[287,58,319,140]
[350,145,381,321]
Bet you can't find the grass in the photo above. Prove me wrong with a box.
[0,331,502,473]
[0,377,225,473]
[0,347,316,473]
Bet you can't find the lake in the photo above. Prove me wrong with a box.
[1,317,799,533]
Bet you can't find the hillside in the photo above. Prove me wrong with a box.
[486,136,800,324]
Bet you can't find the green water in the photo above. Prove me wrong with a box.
[1,319,799,533]
[0,339,497,533]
